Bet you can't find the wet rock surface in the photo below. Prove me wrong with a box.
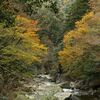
[14,75,100,100]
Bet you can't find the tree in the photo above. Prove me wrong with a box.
[0,0,16,27]
[58,11,100,80]
[0,16,47,96]
[24,0,89,45]
[65,0,90,30]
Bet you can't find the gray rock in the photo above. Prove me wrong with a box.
[54,92,72,100]
[71,95,80,100]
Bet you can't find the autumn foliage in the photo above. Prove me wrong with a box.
[0,15,47,95]
[0,0,100,99]
[15,15,47,62]
[58,11,100,79]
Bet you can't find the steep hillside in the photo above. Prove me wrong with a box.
[59,0,100,80]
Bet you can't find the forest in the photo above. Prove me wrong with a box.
[0,0,100,100]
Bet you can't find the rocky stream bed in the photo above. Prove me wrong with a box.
[13,75,100,100]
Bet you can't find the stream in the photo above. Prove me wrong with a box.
[15,75,100,100]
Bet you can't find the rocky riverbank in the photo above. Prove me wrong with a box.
[12,75,100,100]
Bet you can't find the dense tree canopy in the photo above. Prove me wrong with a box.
[0,15,47,95]
[59,9,100,79]
[0,0,100,99]
[22,0,90,44]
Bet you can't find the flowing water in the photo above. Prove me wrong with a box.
[14,75,99,100]
[77,95,99,100]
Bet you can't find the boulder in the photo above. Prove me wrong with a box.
[70,95,80,100]
[89,79,100,90]
[54,92,72,100]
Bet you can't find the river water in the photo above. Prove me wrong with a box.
[14,75,99,100]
